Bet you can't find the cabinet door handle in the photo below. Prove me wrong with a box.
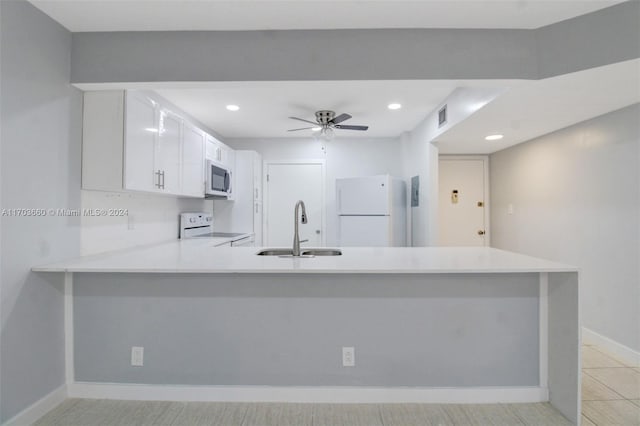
[155,170,162,188]
[160,171,165,189]
[255,203,259,213]
[255,188,258,199]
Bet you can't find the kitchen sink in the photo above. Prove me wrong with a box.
[256,249,295,256]
[256,248,342,257]
[301,249,342,256]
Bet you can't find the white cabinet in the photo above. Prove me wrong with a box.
[251,153,263,245]
[156,109,182,194]
[205,133,234,167]
[253,201,263,246]
[212,150,263,245]
[182,122,205,197]
[205,134,222,162]
[83,90,209,198]
[253,154,263,203]
[124,91,158,192]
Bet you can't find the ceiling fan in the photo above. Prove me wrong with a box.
[287,110,369,138]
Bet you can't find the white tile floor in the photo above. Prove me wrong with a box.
[34,342,640,425]
[581,342,640,425]
[35,400,573,426]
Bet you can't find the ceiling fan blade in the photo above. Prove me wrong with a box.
[335,124,369,131]
[287,127,317,132]
[331,113,352,124]
[289,116,318,126]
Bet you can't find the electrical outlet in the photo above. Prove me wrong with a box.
[131,346,144,366]
[342,346,355,367]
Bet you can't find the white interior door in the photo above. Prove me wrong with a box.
[438,157,488,246]
[265,162,324,247]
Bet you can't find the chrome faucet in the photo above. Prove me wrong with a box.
[292,200,308,256]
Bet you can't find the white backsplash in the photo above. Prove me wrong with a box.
[81,190,211,255]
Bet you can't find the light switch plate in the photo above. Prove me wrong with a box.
[131,346,144,366]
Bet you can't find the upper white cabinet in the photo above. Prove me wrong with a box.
[123,91,158,193]
[156,109,182,194]
[83,90,210,198]
[182,122,206,197]
[205,133,234,168]
[205,134,222,163]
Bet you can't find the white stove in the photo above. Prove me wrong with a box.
[179,212,214,238]
[179,213,254,246]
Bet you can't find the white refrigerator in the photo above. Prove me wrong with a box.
[336,175,407,247]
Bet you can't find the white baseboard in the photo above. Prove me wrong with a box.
[68,382,548,404]
[582,327,640,367]
[3,385,67,426]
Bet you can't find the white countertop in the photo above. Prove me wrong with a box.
[32,239,577,274]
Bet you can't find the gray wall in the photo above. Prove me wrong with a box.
[68,1,639,85]
[490,104,640,352]
[74,273,539,387]
[0,0,81,421]
[71,29,538,83]
[536,1,640,78]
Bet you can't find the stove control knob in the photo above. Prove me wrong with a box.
[190,218,196,223]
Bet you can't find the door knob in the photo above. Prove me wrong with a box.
[478,230,485,235]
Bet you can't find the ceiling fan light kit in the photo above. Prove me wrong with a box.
[288,110,369,140]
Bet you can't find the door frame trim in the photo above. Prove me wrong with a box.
[263,159,327,247]
[438,155,490,247]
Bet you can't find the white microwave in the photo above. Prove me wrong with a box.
[205,160,232,198]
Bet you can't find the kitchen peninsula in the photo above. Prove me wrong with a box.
[34,243,580,424]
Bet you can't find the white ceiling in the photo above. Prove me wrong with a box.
[436,59,640,154]
[29,0,624,32]
[155,81,468,139]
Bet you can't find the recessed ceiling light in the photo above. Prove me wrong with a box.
[388,103,402,110]
[226,104,240,111]
[311,127,321,131]
[485,134,504,141]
